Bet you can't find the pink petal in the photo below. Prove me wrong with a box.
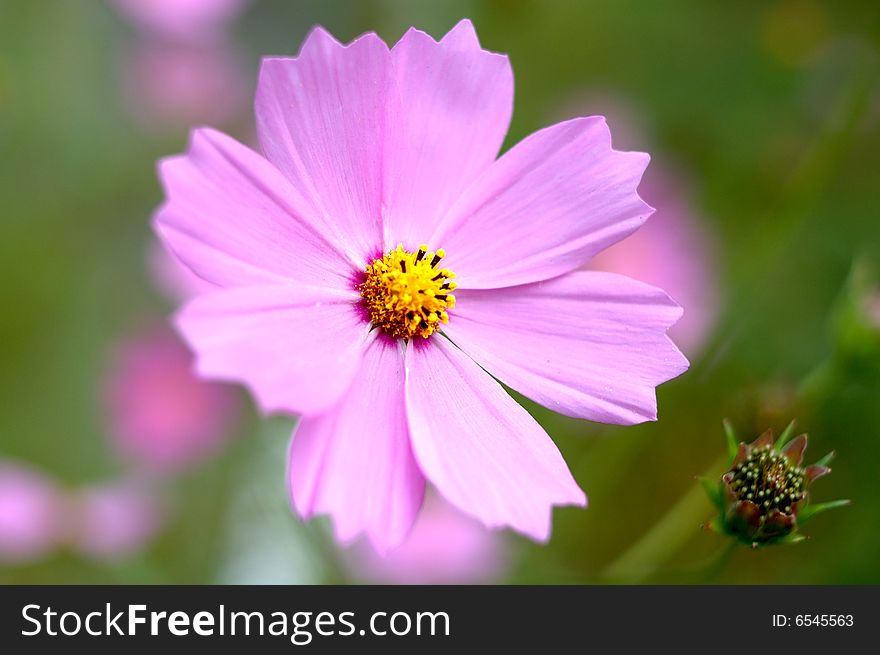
[750,429,774,450]
[155,128,356,290]
[404,339,585,541]
[288,336,425,554]
[176,285,369,415]
[443,271,688,424]
[383,20,513,249]
[805,464,830,482]
[431,117,653,289]
[782,434,808,466]
[256,29,390,264]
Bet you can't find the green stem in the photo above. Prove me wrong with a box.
[702,540,738,583]
[603,454,727,583]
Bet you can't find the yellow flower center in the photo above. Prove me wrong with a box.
[359,244,457,340]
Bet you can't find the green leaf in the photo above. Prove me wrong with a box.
[775,419,798,449]
[799,499,851,523]
[723,419,739,461]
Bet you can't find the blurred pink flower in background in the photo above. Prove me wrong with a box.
[0,462,65,563]
[0,462,163,563]
[112,0,249,130]
[70,482,164,561]
[103,325,238,473]
[113,0,248,42]
[867,291,880,330]
[121,41,247,130]
[561,93,720,355]
[350,493,507,584]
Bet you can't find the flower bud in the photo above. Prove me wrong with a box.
[703,421,849,548]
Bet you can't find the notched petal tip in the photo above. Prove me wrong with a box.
[298,24,343,54]
[300,24,389,54]
[443,18,479,44]
[569,488,589,509]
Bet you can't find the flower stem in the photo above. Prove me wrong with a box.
[701,540,738,582]
[603,454,728,583]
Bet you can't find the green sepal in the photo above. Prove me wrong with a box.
[723,419,739,462]
[798,499,851,523]
[774,419,798,450]
[814,451,836,468]
[700,477,723,510]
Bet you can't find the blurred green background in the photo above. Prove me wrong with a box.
[1,0,879,584]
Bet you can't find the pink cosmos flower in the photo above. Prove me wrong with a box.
[103,325,238,473]
[0,462,65,562]
[154,20,689,552]
[350,493,507,584]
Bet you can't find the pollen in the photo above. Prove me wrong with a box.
[359,244,457,340]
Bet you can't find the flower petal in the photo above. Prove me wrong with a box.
[383,19,513,249]
[256,28,390,264]
[750,429,774,450]
[762,509,796,538]
[432,117,653,289]
[288,336,425,554]
[404,338,585,541]
[804,464,830,483]
[727,500,762,540]
[782,434,808,466]
[176,284,368,415]
[443,271,688,424]
[155,128,356,289]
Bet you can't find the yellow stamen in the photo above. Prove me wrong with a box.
[359,244,457,340]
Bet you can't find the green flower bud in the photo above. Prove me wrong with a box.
[703,421,849,548]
